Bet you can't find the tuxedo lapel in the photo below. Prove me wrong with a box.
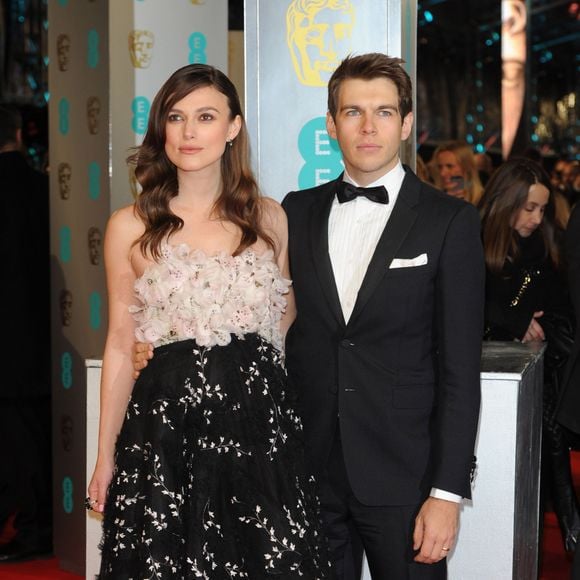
[309,178,346,328]
[348,169,421,326]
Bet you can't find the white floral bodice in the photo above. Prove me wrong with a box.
[129,243,291,351]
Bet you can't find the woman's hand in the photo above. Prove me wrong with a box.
[87,457,115,513]
[522,311,545,342]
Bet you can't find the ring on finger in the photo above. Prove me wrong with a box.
[442,547,450,552]
[84,496,98,511]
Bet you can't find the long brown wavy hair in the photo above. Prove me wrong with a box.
[478,157,560,273]
[129,64,272,259]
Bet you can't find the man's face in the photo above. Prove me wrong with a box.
[326,77,413,186]
[129,30,154,69]
[58,163,72,199]
[289,4,354,86]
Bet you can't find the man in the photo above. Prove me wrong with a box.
[133,53,484,578]
[0,105,51,562]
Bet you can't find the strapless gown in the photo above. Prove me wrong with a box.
[98,244,330,579]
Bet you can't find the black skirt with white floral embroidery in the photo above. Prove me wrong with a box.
[98,334,331,579]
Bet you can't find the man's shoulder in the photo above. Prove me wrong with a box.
[412,175,477,217]
[282,180,336,209]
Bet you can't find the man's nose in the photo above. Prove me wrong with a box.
[361,115,377,133]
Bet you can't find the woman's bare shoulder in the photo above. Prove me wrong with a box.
[260,196,287,230]
[106,204,143,238]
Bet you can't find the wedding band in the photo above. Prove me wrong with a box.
[442,547,450,552]
[84,496,98,510]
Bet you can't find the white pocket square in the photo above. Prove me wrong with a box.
[389,253,428,269]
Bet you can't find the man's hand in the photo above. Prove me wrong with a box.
[413,497,459,564]
[133,342,154,379]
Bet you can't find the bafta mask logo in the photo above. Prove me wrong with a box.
[88,226,102,265]
[57,34,71,72]
[129,30,154,69]
[87,96,101,135]
[286,0,355,87]
[60,289,73,327]
[58,162,72,200]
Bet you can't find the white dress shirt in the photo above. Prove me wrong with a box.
[328,162,462,504]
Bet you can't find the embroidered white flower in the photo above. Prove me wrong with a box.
[130,244,291,351]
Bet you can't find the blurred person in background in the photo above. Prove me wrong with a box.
[0,104,52,562]
[479,156,579,554]
[432,141,484,205]
[556,200,580,576]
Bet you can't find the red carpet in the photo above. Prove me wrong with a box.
[1,452,579,579]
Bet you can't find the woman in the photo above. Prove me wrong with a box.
[479,156,580,552]
[432,141,484,205]
[87,64,330,578]
[557,201,580,576]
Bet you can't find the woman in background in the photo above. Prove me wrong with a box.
[432,140,484,205]
[87,63,330,579]
[479,156,580,553]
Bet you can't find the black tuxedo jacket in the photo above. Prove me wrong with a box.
[282,167,484,506]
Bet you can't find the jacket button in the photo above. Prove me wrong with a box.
[340,339,354,347]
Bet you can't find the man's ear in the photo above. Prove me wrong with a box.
[326,112,337,140]
[401,112,414,141]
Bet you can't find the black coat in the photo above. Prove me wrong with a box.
[483,230,569,342]
[557,204,580,434]
[282,167,484,506]
[0,151,50,398]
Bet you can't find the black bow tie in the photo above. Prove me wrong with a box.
[336,181,389,204]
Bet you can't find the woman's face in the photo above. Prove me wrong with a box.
[164,86,241,177]
[436,150,465,197]
[511,182,550,237]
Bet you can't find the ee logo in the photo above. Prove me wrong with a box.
[89,162,101,200]
[61,352,73,389]
[188,32,207,64]
[297,117,343,189]
[132,97,150,135]
[59,226,71,263]
[59,98,70,135]
[62,476,73,514]
[87,29,99,68]
[90,292,102,330]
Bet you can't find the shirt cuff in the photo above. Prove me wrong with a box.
[430,488,462,503]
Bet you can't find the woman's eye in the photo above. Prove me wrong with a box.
[167,113,182,122]
[200,113,214,121]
